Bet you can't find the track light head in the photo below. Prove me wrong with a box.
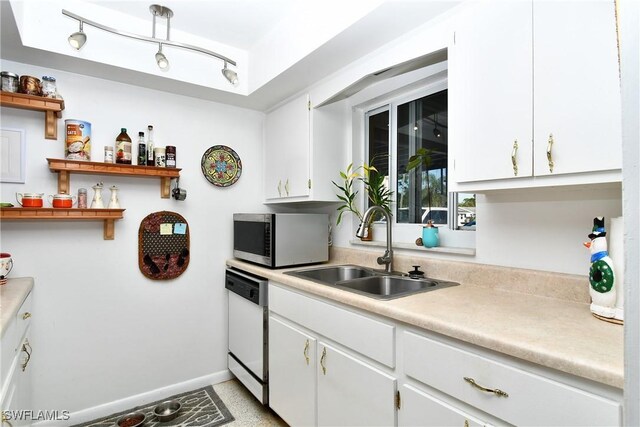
[68,22,86,50]
[155,45,169,70]
[222,61,238,86]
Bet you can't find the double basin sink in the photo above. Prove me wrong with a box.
[285,265,459,300]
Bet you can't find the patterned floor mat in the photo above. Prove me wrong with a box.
[72,386,234,427]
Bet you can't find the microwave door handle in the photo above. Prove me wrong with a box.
[225,268,268,286]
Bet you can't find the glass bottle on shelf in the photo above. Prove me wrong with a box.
[147,125,155,166]
[137,132,146,166]
[115,128,132,164]
[77,188,87,209]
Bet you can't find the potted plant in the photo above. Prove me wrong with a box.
[406,148,439,247]
[333,161,393,241]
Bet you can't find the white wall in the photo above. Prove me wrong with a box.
[475,186,622,275]
[0,60,266,416]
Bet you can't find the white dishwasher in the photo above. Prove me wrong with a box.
[226,267,268,405]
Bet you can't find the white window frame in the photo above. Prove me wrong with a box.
[354,75,475,250]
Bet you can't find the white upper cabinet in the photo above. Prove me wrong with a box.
[451,0,622,190]
[451,1,533,182]
[265,93,311,200]
[532,0,622,177]
[264,94,346,203]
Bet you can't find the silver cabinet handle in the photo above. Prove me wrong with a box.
[303,339,310,365]
[285,179,290,196]
[547,133,554,173]
[463,376,509,397]
[320,347,327,375]
[511,140,518,176]
[277,180,282,197]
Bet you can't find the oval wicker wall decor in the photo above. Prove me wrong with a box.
[138,211,190,280]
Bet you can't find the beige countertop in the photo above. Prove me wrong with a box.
[0,277,34,338]
[227,259,623,389]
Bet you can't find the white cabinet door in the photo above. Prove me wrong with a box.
[399,384,489,427]
[317,342,396,427]
[533,0,622,177]
[15,336,32,426]
[269,316,316,427]
[265,94,310,199]
[452,1,533,182]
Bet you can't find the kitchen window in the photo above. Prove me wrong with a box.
[363,83,476,238]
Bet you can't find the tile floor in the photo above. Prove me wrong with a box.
[213,380,288,427]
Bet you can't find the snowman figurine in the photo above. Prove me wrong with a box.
[584,217,617,319]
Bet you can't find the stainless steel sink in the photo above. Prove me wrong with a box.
[285,265,459,300]
[333,275,458,300]
[286,265,377,284]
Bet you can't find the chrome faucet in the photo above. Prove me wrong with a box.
[356,205,393,273]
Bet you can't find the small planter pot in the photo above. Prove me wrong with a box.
[422,226,439,248]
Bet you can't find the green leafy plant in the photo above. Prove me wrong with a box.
[333,160,393,225]
[333,163,363,225]
[406,148,435,226]
[362,165,393,221]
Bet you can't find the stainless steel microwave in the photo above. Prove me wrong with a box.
[233,213,329,268]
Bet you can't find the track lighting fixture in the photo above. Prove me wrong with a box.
[222,61,238,86]
[62,4,238,86]
[155,44,169,70]
[68,21,87,50]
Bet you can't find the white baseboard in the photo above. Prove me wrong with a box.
[33,369,234,426]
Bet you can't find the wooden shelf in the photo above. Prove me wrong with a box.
[0,208,125,240]
[1,92,65,140]
[47,158,181,198]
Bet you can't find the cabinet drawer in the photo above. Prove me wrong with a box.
[15,292,32,344]
[399,384,490,427]
[403,331,620,426]
[270,283,395,367]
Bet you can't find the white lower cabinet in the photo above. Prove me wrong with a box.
[268,313,396,427]
[317,342,396,427]
[269,284,397,426]
[403,331,621,427]
[1,292,33,427]
[269,316,317,427]
[268,283,622,427]
[399,384,488,427]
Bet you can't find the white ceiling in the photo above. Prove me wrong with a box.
[87,0,299,49]
[1,0,460,110]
